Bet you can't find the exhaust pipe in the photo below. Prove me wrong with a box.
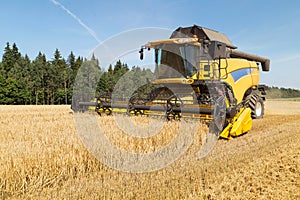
[229,50,270,72]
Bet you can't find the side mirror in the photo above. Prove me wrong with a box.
[139,48,144,60]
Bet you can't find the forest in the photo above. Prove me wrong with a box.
[0,42,299,105]
[0,42,153,105]
[265,86,300,99]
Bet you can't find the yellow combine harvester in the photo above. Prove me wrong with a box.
[77,25,270,139]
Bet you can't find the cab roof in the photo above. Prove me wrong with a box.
[170,25,237,49]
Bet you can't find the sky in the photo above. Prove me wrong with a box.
[0,0,300,89]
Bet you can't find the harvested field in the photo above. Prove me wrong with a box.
[0,100,299,199]
[265,99,300,115]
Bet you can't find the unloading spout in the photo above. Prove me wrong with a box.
[229,50,270,71]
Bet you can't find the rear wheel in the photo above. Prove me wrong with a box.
[246,94,264,119]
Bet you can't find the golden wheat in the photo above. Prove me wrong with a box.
[0,102,299,199]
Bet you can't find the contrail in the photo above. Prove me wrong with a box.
[50,0,101,43]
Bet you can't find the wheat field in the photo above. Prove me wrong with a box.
[0,101,299,199]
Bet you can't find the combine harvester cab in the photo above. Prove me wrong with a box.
[77,25,270,140]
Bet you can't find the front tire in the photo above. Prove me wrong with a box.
[246,94,265,119]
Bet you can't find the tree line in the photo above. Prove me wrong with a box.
[0,42,154,105]
[2,42,299,105]
[0,42,84,105]
[265,86,300,99]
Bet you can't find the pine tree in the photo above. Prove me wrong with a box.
[108,64,113,74]
[114,60,122,73]
[68,51,76,69]
[31,52,48,104]
[18,54,32,104]
[11,43,21,63]
[6,43,22,78]
[48,49,67,104]
[1,42,13,77]
[74,56,83,75]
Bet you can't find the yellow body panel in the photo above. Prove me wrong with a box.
[229,108,252,136]
[220,59,259,103]
[195,58,260,104]
[198,61,219,80]
[219,108,252,139]
[154,58,260,105]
